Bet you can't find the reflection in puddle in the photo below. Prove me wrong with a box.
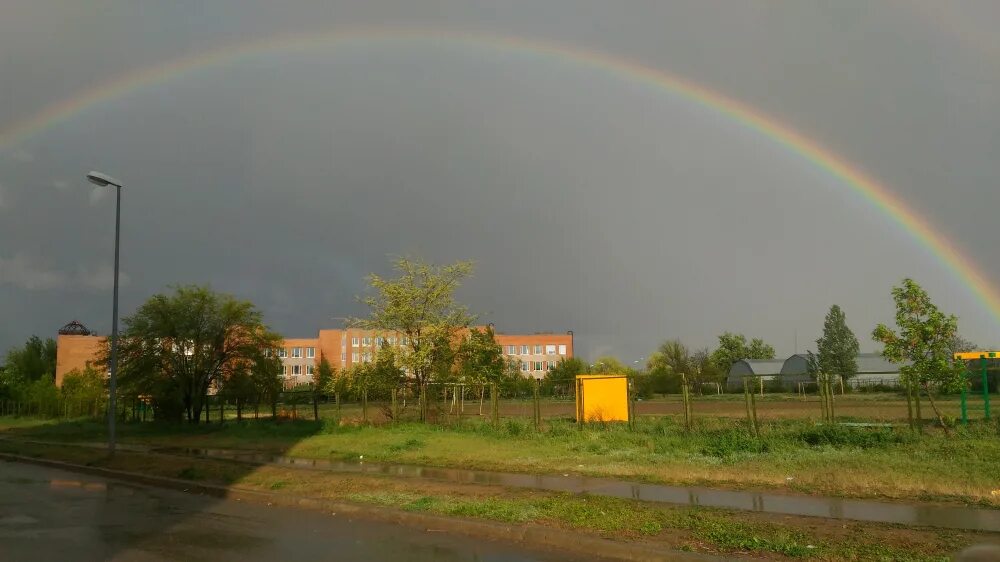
[49,479,108,492]
[152,446,1000,533]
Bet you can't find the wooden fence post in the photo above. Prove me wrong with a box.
[491,383,499,426]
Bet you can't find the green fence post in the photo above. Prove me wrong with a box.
[982,356,992,421]
[961,372,969,426]
[532,379,541,431]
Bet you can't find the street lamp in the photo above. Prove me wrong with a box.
[87,171,122,456]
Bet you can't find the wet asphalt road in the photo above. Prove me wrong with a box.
[0,460,592,562]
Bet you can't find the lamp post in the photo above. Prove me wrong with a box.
[86,171,122,456]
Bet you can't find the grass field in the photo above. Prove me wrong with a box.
[243,392,993,424]
[3,401,998,506]
[0,438,987,561]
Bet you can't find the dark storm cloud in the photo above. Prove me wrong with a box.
[2,1,999,360]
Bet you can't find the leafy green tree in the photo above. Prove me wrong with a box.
[314,355,335,399]
[710,332,775,371]
[60,367,106,407]
[949,334,978,354]
[691,348,723,393]
[371,345,405,397]
[815,305,860,381]
[872,278,965,429]
[109,285,282,423]
[543,357,584,395]
[352,258,475,386]
[457,326,507,411]
[500,358,533,397]
[222,355,282,421]
[591,356,626,374]
[649,339,692,384]
[748,338,776,360]
[457,327,506,385]
[3,335,57,383]
[350,345,404,400]
[644,358,676,396]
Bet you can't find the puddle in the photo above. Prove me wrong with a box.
[154,446,1000,533]
[49,478,109,492]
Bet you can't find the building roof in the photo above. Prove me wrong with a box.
[782,352,908,374]
[58,320,92,336]
[856,352,909,373]
[732,359,785,376]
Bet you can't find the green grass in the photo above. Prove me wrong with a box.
[0,438,980,560]
[2,413,998,505]
[348,490,958,560]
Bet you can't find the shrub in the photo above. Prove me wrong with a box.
[699,428,771,460]
[797,424,907,448]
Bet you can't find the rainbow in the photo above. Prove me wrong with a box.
[2,26,997,323]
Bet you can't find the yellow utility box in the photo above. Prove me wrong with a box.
[575,374,630,423]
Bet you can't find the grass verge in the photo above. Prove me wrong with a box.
[3,414,997,506]
[0,439,991,561]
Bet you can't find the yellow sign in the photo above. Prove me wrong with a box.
[575,374,630,422]
[954,351,1000,360]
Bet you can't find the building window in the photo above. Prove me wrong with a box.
[306,347,315,358]
[520,345,529,355]
[506,345,516,355]
[521,361,528,371]
[341,352,346,362]
[306,365,314,375]
[278,348,287,358]
[363,337,372,346]
[534,345,542,354]
[388,337,396,345]
[292,347,302,358]
[263,349,271,357]
[352,352,359,362]
[362,352,371,362]
[558,344,567,355]
[292,365,301,375]
[402,337,410,346]
[280,365,286,375]
[352,337,359,347]
[533,361,543,371]
[545,344,556,355]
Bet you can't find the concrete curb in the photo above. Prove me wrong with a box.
[0,452,730,562]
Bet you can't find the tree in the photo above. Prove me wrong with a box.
[948,334,978,355]
[369,345,405,398]
[815,305,859,381]
[314,355,335,399]
[109,285,282,423]
[351,258,475,387]
[60,367,106,405]
[457,326,507,412]
[872,278,965,429]
[710,332,775,371]
[691,348,723,393]
[748,338,776,360]
[222,353,283,421]
[591,356,626,374]
[543,357,584,395]
[650,340,692,377]
[457,327,506,384]
[3,336,57,383]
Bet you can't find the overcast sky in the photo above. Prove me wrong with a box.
[2,1,998,362]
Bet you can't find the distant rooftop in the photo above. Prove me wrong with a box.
[58,320,93,336]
